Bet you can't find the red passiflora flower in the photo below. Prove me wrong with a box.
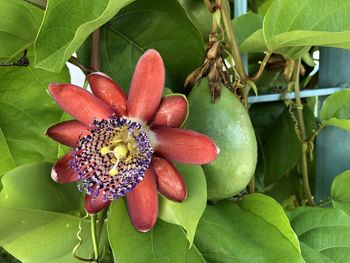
[46,49,219,232]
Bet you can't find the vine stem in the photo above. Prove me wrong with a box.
[203,0,214,12]
[24,0,46,9]
[293,58,315,206]
[217,0,255,191]
[90,214,99,262]
[217,0,247,80]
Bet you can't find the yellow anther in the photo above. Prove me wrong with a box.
[109,168,118,176]
[111,158,117,164]
[127,142,133,152]
[133,129,141,137]
[111,138,122,144]
[113,144,128,158]
[100,146,110,155]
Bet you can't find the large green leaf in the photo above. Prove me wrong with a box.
[34,0,134,72]
[331,170,350,216]
[263,0,350,58]
[0,162,90,263]
[320,89,350,132]
[232,12,267,53]
[159,164,206,247]
[0,53,69,169]
[107,199,205,263]
[195,194,304,263]
[78,0,204,92]
[257,104,316,186]
[0,128,15,177]
[0,0,43,60]
[262,108,301,185]
[249,102,286,139]
[254,0,274,15]
[289,207,350,263]
[177,0,212,40]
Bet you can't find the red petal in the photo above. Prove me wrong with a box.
[153,126,220,164]
[48,83,114,126]
[127,49,165,122]
[87,72,127,115]
[126,167,158,232]
[153,157,187,202]
[46,120,89,147]
[152,94,188,128]
[84,192,111,214]
[51,153,79,184]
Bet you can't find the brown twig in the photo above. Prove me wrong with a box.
[249,52,272,81]
[24,0,46,9]
[68,57,92,75]
[90,29,101,72]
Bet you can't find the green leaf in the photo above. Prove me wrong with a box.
[240,29,267,53]
[331,170,350,216]
[255,0,274,15]
[0,162,90,263]
[320,89,350,132]
[232,12,267,53]
[34,0,134,72]
[249,102,286,138]
[289,207,350,263]
[78,0,204,92]
[0,52,69,168]
[159,164,206,247]
[267,174,300,205]
[241,193,300,251]
[0,0,43,60]
[256,104,316,186]
[0,128,15,177]
[195,195,304,263]
[177,0,212,39]
[263,0,350,58]
[107,199,205,263]
[262,108,301,185]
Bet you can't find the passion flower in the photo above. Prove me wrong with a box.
[46,49,219,232]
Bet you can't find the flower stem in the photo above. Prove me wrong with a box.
[90,214,99,262]
[24,0,46,9]
[90,29,101,72]
[96,207,109,245]
[292,58,315,206]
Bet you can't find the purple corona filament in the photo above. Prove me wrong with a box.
[70,116,153,201]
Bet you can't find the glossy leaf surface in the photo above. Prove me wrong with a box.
[159,164,206,246]
[34,0,134,72]
[0,162,89,263]
[107,199,205,263]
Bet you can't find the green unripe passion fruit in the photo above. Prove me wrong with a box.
[184,79,257,200]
